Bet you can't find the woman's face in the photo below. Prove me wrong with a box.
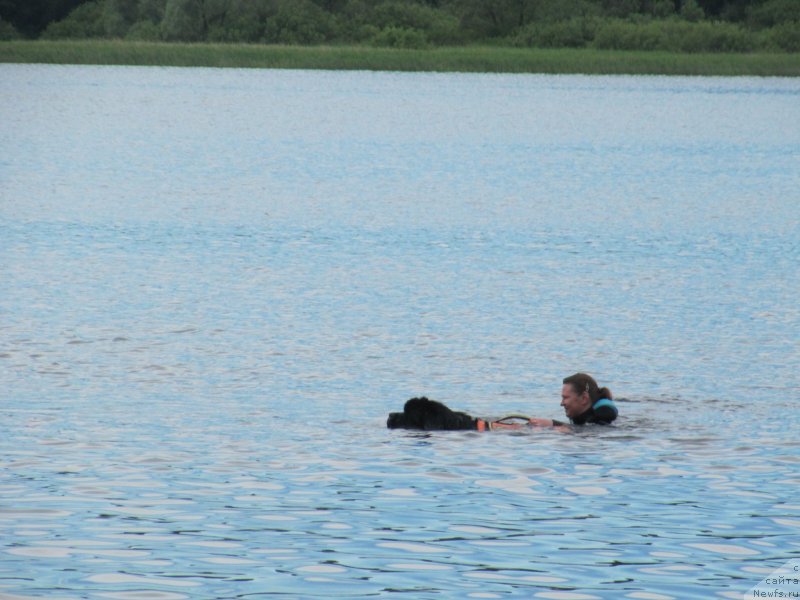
[561,384,591,419]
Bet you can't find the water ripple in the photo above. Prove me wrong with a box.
[1,65,799,600]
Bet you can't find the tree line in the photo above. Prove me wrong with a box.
[1,0,798,52]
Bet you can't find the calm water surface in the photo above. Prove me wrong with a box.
[1,64,799,599]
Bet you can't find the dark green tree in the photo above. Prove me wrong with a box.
[104,0,138,36]
[312,0,349,12]
[206,0,275,42]
[40,0,104,38]
[370,1,460,43]
[0,16,21,38]
[0,0,91,37]
[138,0,168,23]
[534,0,601,22]
[263,0,339,44]
[161,0,228,41]
[599,0,641,18]
[161,0,203,40]
[451,0,537,38]
[680,0,705,20]
[747,0,798,28]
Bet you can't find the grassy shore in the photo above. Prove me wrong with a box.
[1,40,799,76]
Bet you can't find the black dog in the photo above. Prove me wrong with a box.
[387,397,478,430]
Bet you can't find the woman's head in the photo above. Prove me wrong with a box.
[560,373,612,419]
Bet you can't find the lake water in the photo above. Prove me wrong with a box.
[1,64,799,600]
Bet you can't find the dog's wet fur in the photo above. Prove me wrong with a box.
[386,397,478,430]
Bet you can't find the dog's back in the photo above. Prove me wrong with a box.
[387,397,477,430]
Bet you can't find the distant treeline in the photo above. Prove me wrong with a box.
[1,0,798,52]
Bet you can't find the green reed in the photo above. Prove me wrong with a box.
[2,40,799,76]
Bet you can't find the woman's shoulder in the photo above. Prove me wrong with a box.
[590,398,618,423]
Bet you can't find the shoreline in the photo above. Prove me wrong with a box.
[1,40,799,77]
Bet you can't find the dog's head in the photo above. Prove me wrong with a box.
[386,411,410,429]
[387,397,432,429]
[387,397,476,430]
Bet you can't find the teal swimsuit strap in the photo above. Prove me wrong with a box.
[593,398,617,412]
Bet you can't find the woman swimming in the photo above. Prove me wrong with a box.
[386,372,618,430]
